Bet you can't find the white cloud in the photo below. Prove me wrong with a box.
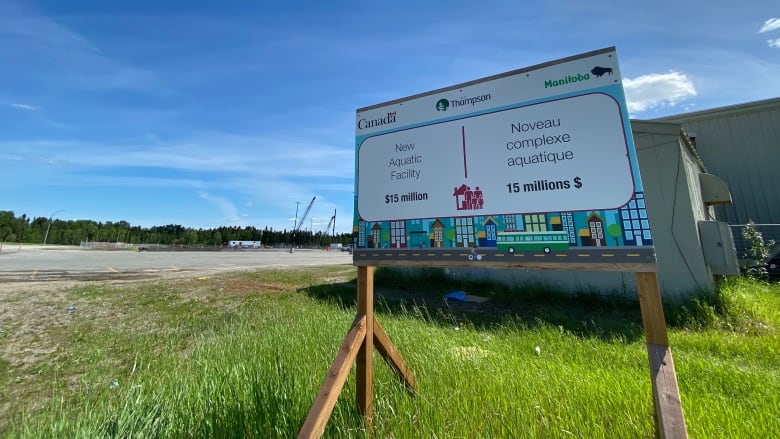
[758,18,780,33]
[9,103,39,111]
[0,133,353,178]
[6,104,72,129]
[0,2,167,94]
[768,38,780,49]
[197,191,244,224]
[623,72,697,114]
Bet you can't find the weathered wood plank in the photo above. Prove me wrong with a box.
[374,317,417,394]
[298,314,367,439]
[636,272,687,439]
[635,271,669,345]
[356,266,375,422]
[647,343,688,439]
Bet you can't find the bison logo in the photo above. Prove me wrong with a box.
[590,66,613,77]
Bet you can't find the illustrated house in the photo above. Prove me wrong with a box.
[454,217,475,247]
[430,219,445,248]
[480,216,498,247]
[618,192,653,246]
[561,212,577,244]
[586,212,606,247]
[550,216,563,231]
[523,213,547,231]
[357,220,367,248]
[453,184,471,210]
[579,228,592,246]
[503,214,518,231]
[370,223,383,248]
[390,220,407,248]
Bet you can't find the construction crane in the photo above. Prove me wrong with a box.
[294,197,316,232]
[290,196,315,253]
[325,209,336,238]
[319,209,336,247]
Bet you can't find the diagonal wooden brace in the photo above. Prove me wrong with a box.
[373,317,417,394]
[298,314,367,439]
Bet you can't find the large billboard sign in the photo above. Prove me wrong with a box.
[353,47,656,268]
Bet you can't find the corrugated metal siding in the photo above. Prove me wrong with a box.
[655,100,780,224]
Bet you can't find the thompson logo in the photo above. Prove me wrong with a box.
[435,94,491,111]
[357,111,397,130]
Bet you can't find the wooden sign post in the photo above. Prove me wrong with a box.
[299,266,416,439]
[300,47,688,438]
[636,272,687,437]
[299,264,686,438]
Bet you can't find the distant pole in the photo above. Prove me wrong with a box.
[291,201,300,253]
[43,209,65,245]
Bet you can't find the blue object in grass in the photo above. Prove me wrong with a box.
[444,290,469,302]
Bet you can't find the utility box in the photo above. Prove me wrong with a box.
[699,173,732,206]
[698,221,740,275]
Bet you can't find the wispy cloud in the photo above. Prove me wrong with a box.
[0,3,101,54]
[768,38,780,49]
[9,103,39,111]
[0,132,351,174]
[758,18,780,33]
[197,191,245,224]
[5,108,73,130]
[0,130,355,225]
[623,72,697,114]
[0,1,167,94]
[4,134,353,178]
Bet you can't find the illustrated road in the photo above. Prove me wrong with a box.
[353,246,657,271]
[0,247,354,283]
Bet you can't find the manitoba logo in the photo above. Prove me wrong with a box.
[589,66,613,77]
[435,99,449,111]
[544,72,591,89]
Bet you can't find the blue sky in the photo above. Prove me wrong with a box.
[2,0,779,234]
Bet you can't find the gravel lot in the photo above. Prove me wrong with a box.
[0,245,354,292]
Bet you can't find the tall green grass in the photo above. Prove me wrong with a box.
[2,267,778,438]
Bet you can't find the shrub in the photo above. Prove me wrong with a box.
[741,222,775,280]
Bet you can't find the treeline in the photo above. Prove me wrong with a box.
[0,211,351,248]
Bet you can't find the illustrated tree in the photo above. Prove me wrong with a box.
[607,223,622,246]
[445,228,456,247]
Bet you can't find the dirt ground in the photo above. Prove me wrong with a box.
[0,249,496,428]
[0,247,357,428]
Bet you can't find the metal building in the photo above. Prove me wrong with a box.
[657,97,780,260]
[657,97,780,225]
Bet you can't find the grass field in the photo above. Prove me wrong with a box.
[1,266,778,438]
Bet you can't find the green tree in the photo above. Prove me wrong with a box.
[445,229,455,247]
[607,223,622,246]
